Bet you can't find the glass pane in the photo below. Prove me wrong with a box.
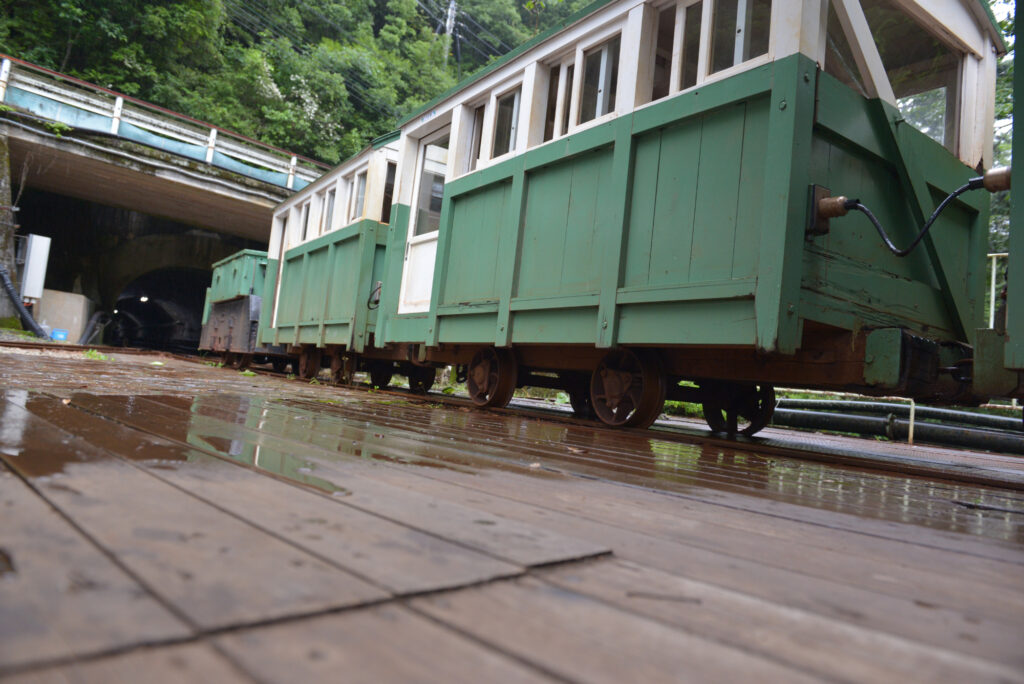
[381,162,396,224]
[651,7,675,101]
[414,134,449,236]
[469,105,485,172]
[824,3,867,96]
[861,0,959,150]
[580,35,620,123]
[681,2,703,89]
[711,0,771,75]
[323,190,335,234]
[544,66,560,141]
[300,203,310,241]
[561,64,574,134]
[492,88,520,157]
[353,173,367,219]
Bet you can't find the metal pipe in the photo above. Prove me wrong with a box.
[771,409,1024,454]
[775,399,1022,431]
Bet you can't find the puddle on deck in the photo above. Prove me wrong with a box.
[2,349,1023,542]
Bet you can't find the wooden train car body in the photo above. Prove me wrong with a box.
[199,250,272,360]
[263,0,1006,429]
[260,136,399,361]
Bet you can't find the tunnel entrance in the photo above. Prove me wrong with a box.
[109,268,210,352]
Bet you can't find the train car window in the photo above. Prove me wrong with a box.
[710,0,771,75]
[351,171,367,220]
[824,4,867,97]
[381,162,396,224]
[561,64,575,134]
[492,87,521,157]
[299,202,311,242]
[543,66,560,142]
[651,6,675,101]
[321,188,336,235]
[580,35,620,123]
[861,0,960,152]
[469,105,485,172]
[414,134,450,236]
[680,2,702,90]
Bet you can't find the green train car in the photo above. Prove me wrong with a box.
[265,0,1009,434]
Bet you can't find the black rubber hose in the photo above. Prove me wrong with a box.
[0,263,47,338]
[845,177,983,257]
[78,310,109,345]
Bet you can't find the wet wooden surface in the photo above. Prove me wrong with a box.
[1,348,1023,682]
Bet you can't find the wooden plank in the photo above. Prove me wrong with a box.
[0,463,189,672]
[540,558,1024,683]
[68,394,610,568]
[386,468,1024,668]
[411,576,821,683]
[5,643,252,684]
[217,603,553,684]
[0,394,388,630]
[18,393,524,595]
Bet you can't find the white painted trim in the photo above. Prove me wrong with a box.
[521,61,546,150]
[0,59,10,101]
[110,96,124,136]
[832,0,897,105]
[888,0,984,58]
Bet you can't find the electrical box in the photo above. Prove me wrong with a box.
[19,234,50,301]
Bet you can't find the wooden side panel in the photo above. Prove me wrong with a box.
[442,183,509,305]
[517,148,612,299]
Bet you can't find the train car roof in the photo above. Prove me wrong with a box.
[399,0,1006,128]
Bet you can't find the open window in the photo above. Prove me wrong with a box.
[298,201,311,242]
[492,87,521,158]
[349,171,367,221]
[580,35,621,124]
[319,187,336,235]
[861,0,961,152]
[381,161,397,224]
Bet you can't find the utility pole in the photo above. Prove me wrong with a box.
[443,0,457,65]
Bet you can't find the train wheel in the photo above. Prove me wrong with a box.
[590,349,665,428]
[271,357,290,374]
[231,354,252,370]
[298,347,322,380]
[702,383,775,436]
[467,347,517,407]
[408,366,436,394]
[368,361,394,389]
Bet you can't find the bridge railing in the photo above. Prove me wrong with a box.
[0,55,330,191]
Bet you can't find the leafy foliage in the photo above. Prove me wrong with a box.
[0,0,579,163]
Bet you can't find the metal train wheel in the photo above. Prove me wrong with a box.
[407,366,437,394]
[298,348,322,380]
[702,383,775,436]
[231,354,252,370]
[467,347,517,407]
[368,361,394,389]
[590,349,666,428]
[271,357,290,374]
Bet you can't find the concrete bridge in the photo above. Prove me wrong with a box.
[0,55,331,343]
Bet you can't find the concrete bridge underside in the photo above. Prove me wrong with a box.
[3,115,291,241]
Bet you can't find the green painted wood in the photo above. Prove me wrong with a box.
[495,166,527,347]
[753,55,817,354]
[267,220,387,350]
[208,250,268,304]
[1007,16,1024,368]
[595,123,634,348]
[616,299,757,345]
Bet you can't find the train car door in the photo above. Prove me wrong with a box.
[398,127,450,314]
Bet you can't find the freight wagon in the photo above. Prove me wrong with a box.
[257,0,1010,435]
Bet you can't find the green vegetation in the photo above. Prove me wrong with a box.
[240,369,257,376]
[82,348,112,361]
[0,316,24,330]
[0,0,583,163]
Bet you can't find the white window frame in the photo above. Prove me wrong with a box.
[407,125,452,241]
[489,82,524,162]
[567,23,625,134]
[348,167,369,222]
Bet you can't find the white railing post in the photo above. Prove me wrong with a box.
[0,59,11,101]
[286,156,297,190]
[990,253,999,328]
[110,96,123,135]
[206,128,217,163]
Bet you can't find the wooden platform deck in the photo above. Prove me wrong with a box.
[1,347,1022,682]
